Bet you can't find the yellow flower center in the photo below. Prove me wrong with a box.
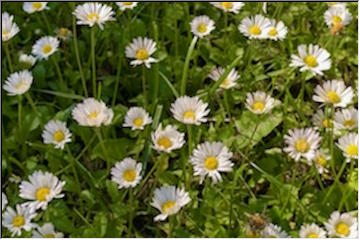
[59,28,70,38]
[135,48,149,60]
[12,215,25,227]
[88,111,99,119]
[303,55,318,67]
[346,144,358,157]
[15,81,26,90]
[2,29,9,37]
[343,119,355,128]
[123,2,133,6]
[161,200,175,214]
[36,187,50,201]
[295,138,310,153]
[306,233,319,238]
[332,15,343,24]
[197,23,208,33]
[204,156,218,170]
[157,137,172,149]
[87,12,99,22]
[326,91,341,104]
[252,101,265,111]
[221,2,233,10]
[53,130,65,142]
[133,118,143,127]
[268,27,278,36]
[335,222,350,236]
[220,78,230,88]
[123,169,136,182]
[183,110,196,121]
[32,2,42,10]
[322,119,333,128]
[42,44,53,54]
[316,155,327,167]
[249,25,261,35]
[44,234,56,238]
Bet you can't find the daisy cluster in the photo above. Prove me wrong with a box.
[1,1,358,238]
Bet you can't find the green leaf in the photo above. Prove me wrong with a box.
[91,138,133,162]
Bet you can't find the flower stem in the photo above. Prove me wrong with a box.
[24,93,40,119]
[223,91,232,119]
[94,128,110,175]
[180,36,198,95]
[51,56,65,90]
[91,27,97,97]
[41,11,51,34]
[18,96,22,133]
[4,43,13,72]
[66,145,81,193]
[142,66,148,106]
[128,189,134,236]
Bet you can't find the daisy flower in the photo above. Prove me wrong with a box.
[72,98,114,127]
[190,15,216,38]
[32,223,64,238]
[328,2,347,9]
[111,158,142,189]
[313,80,354,108]
[284,128,321,162]
[334,107,358,131]
[19,170,65,212]
[151,124,185,153]
[266,19,288,40]
[260,223,289,238]
[151,186,191,221]
[123,107,152,130]
[290,44,331,76]
[55,27,72,41]
[2,205,37,237]
[299,223,327,238]
[324,5,352,34]
[3,70,33,96]
[245,91,278,115]
[42,120,72,150]
[125,37,157,68]
[325,211,358,238]
[19,54,36,67]
[312,149,330,174]
[208,67,239,90]
[170,96,210,125]
[32,36,59,60]
[312,109,334,131]
[210,2,244,14]
[190,141,233,184]
[2,192,8,211]
[116,2,138,11]
[337,133,358,162]
[238,14,271,39]
[23,2,48,14]
[73,2,115,30]
[2,12,20,42]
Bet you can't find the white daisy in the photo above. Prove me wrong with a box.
[190,15,216,38]
[2,192,8,211]
[312,109,334,131]
[32,223,64,238]
[337,133,358,162]
[325,211,358,238]
[334,107,358,131]
[170,96,210,125]
[327,2,347,9]
[290,44,331,76]
[19,170,65,212]
[55,27,72,41]
[245,91,278,115]
[283,128,321,162]
[324,5,352,32]
[208,67,239,90]
[73,2,115,30]
[238,14,271,39]
[116,2,138,11]
[42,120,72,150]
[151,185,191,221]
[2,12,20,42]
[266,19,288,41]
[210,2,244,14]
[190,141,233,184]
[299,223,327,238]
[32,36,59,60]
[72,98,114,127]
[2,205,37,237]
[23,2,48,14]
[122,107,152,130]
[151,124,185,153]
[19,54,36,67]
[125,37,157,68]
[3,70,33,96]
[313,80,354,108]
[312,149,330,174]
[260,223,289,238]
[111,158,142,189]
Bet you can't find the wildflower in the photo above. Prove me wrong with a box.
[337,133,358,162]
[210,2,244,14]
[2,12,20,42]
[19,54,36,67]
[116,2,138,11]
[3,70,33,96]
[152,124,185,153]
[312,109,334,131]
[73,2,115,29]
[32,36,59,60]
[208,67,239,90]
[111,158,142,189]
[42,120,72,150]
[55,27,72,41]
[260,223,289,238]
[32,223,64,238]
[325,211,358,238]
[324,5,352,35]
[122,107,152,130]
[23,2,48,14]
[190,15,216,38]
[125,37,157,68]
[313,80,354,108]
[266,19,287,40]
[2,192,8,211]
[238,15,271,39]
[334,107,358,131]
[245,91,277,115]
[312,149,330,174]
[2,205,37,236]
[299,223,327,238]
[170,96,210,125]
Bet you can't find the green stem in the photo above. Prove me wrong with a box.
[128,189,134,236]
[112,53,122,107]
[322,159,348,204]
[185,125,193,188]
[41,11,51,34]
[135,160,160,196]
[4,43,13,72]
[223,91,232,119]
[180,36,198,95]
[142,66,147,106]
[18,96,22,133]
[24,93,40,119]
[72,15,88,97]
[66,145,81,193]
[91,27,97,97]
[51,56,65,89]
[94,128,110,176]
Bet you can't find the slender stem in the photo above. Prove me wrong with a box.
[223,91,232,119]
[66,145,81,192]
[72,15,88,97]
[4,43,13,72]
[142,66,147,106]
[24,93,40,118]
[51,56,65,89]
[135,160,159,196]
[180,36,198,95]
[128,189,134,237]
[169,215,175,237]
[185,125,193,188]
[94,128,110,175]
[18,96,22,133]
[112,54,122,107]
[91,27,97,97]
[41,11,51,34]
[322,159,348,204]
[314,167,324,190]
